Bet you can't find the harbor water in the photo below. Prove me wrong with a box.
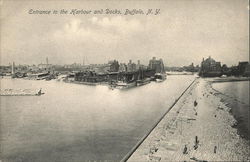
[212,81,250,140]
[0,75,195,161]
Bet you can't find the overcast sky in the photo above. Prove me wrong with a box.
[1,0,249,66]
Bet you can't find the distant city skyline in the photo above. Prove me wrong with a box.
[1,0,249,66]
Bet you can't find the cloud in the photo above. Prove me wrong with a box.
[1,0,248,66]
[54,16,143,45]
[91,16,142,34]
[54,18,114,43]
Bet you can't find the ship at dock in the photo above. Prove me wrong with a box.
[112,72,137,89]
[72,57,167,89]
[136,68,151,86]
[136,78,151,86]
[115,81,137,89]
[154,73,167,82]
[148,57,167,82]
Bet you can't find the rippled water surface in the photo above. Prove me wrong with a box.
[212,81,249,139]
[212,81,249,104]
[0,75,195,161]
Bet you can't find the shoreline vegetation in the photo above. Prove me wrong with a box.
[128,78,249,162]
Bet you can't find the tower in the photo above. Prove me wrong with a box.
[46,57,49,65]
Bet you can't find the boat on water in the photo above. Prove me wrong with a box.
[136,78,151,86]
[115,81,137,89]
[155,73,167,82]
[136,68,151,86]
[26,72,50,80]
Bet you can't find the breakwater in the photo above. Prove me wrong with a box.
[128,79,250,161]
[121,78,197,162]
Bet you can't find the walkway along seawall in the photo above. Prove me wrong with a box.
[127,78,249,161]
[120,78,198,162]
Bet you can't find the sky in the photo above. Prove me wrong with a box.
[0,0,249,66]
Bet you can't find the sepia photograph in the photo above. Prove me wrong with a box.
[0,0,249,161]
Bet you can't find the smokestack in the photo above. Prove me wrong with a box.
[11,62,15,75]
[46,57,49,65]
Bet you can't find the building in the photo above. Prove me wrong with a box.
[109,60,119,72]
[38,57,52,71]
[230,66,239,76]
[221,64,231,76]
[0,65,11,75]
[238,62,249,75]
[28,65,40,72]
[136,60,140,70]
[38,63,52,71]
[148,57,165,73]
[127,60,137,72]
[199,56,222,77]
[75,71,107,83]
[183,63,200,72]
[119,63,127,72]
[243,63,250,77]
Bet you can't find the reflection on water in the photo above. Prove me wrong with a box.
[0,75,195,161]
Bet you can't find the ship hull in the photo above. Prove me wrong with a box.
[136,79,151,86]
[115,81,137,89]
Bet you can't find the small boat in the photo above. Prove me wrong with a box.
[136,78,151,86]
[36,89,45,96]
[136,68,151,86]
[155,73,167,82]
[115,81,137,89]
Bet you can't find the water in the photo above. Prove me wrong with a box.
[212,81,249,139]
[0,75,195,162]
[212,81,249,105]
